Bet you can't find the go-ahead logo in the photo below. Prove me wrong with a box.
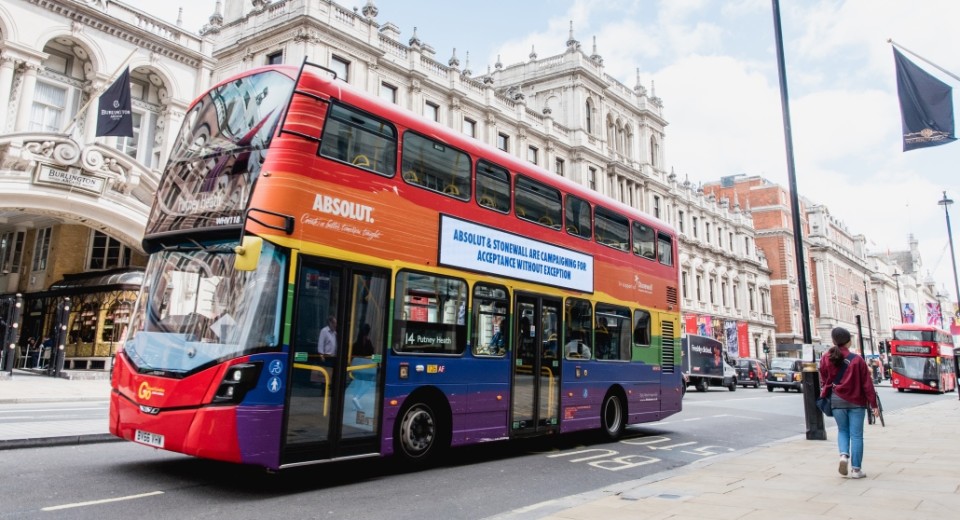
[138,381,166,400]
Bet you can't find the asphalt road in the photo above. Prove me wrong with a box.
[0,384,949,519]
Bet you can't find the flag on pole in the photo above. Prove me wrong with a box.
[893,48,956,151]
[926,302,942,326]
[95,67,133,137]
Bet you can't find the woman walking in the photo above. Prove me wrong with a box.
[818,327,879,479]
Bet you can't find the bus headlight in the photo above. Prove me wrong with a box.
[213,362,263,404]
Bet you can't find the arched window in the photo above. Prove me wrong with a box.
[114,68,169,168]
[650,135,660,168]
[30,40,91,133]
[585,98,593,134]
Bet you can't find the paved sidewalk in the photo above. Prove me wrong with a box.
[493,397,960,520]
[0,369,113,449]
[3,369,959,520]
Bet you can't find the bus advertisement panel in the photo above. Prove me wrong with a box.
[109,61,682,471]
[889,324,957,393]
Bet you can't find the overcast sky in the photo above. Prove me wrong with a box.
[127,0,960,303]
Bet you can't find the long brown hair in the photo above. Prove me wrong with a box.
[827,345,844,367]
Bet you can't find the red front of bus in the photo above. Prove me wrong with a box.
[109,68,295,469]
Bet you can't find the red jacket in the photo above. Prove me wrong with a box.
[818,346,878,409]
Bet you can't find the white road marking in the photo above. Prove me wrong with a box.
[41,491,164,511]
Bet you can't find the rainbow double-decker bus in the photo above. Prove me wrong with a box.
[109,60,683,470]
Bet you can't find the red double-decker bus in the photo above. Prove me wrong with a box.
[889,323,956,393]
[108,60,683,470]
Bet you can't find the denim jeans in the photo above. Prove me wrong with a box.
[834,407,866,469]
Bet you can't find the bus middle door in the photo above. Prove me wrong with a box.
[282,258,387,465]
[511,294,560,436]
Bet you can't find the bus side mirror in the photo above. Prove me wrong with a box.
[234,236,263,272]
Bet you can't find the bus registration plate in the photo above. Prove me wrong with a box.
[135,429,165,448]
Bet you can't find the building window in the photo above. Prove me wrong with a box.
[748,285,756,312]
[705,222,711,243]
[721,282,728,306]
[31,227,52,272]
[761,290,770,314]
[380,82,397,104]
[554,157,565,176]
[692,216,699,238]
[588,167,597,190]
[650,136,659,168]
[709,278,716,304]
[733,283,740,309]
[678,210,685,233]
[653,195,661,219]
[88,231,131,270]
[497,132,509,152]
[114,112,142,158]
[0,231,25,274]
[718,227,723,247]
[681,271,689,298]
[585,98,593,133]
[266,51,283,65]
[463,117,476,138]
[745,236,751,256]
[729,232,735,251]
[527,145,538,165]
[330,55,350,81]
[424,101,439,122]
[29,81,67,132]
[696,275,703,302]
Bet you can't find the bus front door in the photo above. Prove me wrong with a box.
[511,294,561,436]
[282,258,387,464]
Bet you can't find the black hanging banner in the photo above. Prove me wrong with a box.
[95,66,133,137]
[894,48,956,151]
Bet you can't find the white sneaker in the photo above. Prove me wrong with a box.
[838,454,849,476]
[849,468,867,479]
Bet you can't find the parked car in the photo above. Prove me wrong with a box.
[735,358,767,388]
[766,358,804,392]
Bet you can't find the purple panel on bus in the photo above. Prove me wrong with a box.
[236,405,283,467]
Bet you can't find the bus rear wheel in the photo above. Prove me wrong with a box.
[600,393,626,441]
[396,400,446,465]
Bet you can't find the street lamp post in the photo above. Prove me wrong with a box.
[893,272,904,323]
[938,192,960,321]
[863,278,875,356]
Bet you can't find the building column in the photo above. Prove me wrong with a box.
[0,57,16,132]
[14,62,40,132]
[83,80,105,143]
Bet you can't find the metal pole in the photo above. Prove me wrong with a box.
[855,314,865,356]
[771,0,823,440]
[864,278,875,356]
[938,192,960,322]
[893,273,904,323]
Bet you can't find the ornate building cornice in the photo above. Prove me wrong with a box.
[30,0,205,68]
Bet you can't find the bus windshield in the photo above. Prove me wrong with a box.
[123,240,286,377]
[146,70,294,236]
[891,356,939,381]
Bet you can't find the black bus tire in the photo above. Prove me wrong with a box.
[600,392,626,441]
[395,399,448,466]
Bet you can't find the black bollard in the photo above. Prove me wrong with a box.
[802,362,826,440]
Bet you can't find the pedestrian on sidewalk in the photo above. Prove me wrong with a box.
[818,327,879,479]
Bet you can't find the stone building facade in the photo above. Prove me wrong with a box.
[1,0,777,368]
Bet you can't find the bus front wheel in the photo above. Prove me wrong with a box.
[396,400,447,465]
